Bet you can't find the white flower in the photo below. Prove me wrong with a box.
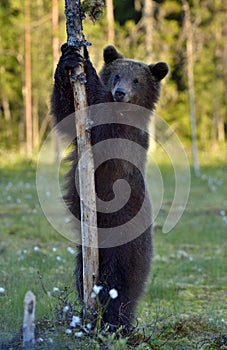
[33,246,39,251]
[67,247,75,254]
[75,331,83,338]
[220,210,225,216]
[56,256,62,261]
[0,287,5,294]
[70,315,81,327]
[52,247,57,252]
[223,216,227,223]
[109,288,118,299]
[63,305,69,313]
[37,337,44,343]
[86,323,92,330]
[93,284,103,295]
[65,329,72,334]
[53,287,60,293]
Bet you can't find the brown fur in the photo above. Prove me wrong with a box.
[51,44,169,330]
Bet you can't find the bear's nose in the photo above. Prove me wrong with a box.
[114,88,126,102]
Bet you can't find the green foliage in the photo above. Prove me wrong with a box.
[82,0,105,22]
[113,0,141,25]
[0,0,226,148]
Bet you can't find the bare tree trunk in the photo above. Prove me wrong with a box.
[2,95,11,123]
[222,23,227,142]
[2,95,13,141]
[182,0,200,176]
[143,0,153,62]
[217,117,225,141]
[52,0,61,162]
[106,0,115,44]
[211,112,225,142]
[214,24,225,142]
[65,0,99,314]
[143,0,155,150]
[24,0,33,156]
[52,0,59,71]
[33,92,39,149]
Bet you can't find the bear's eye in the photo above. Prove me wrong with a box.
[114,74,120,84]
[133,78,139,85]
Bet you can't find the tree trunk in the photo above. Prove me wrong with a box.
[65,0,99,314]
[143,0,155,150]
[214,23,225,142]
[24,0,33,156]
[217,117,225,142]
[106,0,115,44]
[52,0,61,162]
[33,92,39,149]
[182,0,200,176]
[2,95,11,123]
[143,0,153,62]
[52,0,59,71]
[2,95,13,141]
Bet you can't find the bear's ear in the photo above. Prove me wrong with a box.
[103,45,124,64]
[149,62,169,81]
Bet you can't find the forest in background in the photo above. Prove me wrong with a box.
[0,0,226,155]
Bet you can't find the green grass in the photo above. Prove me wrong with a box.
[0,147,226,349]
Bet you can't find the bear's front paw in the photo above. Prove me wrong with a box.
[60,43,84,71]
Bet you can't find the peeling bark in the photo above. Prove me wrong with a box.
[65,0,99,312]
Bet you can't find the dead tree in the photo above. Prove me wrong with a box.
[182,0,200,176]
[64,0,103,313]
[24,0,33,156]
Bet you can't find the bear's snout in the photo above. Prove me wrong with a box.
[113,88,126,102]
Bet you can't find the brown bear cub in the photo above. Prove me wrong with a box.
[51,44,169,331]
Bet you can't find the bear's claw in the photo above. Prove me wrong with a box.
[60,44,85,71]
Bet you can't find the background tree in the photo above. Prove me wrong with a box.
[106,0,115,43]
[0,0,226,153]
[182,0,200,175]
[24,0,32,156]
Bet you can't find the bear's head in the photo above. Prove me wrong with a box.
[99,45,169,111]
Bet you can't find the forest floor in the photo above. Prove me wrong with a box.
[0,145,226,349]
